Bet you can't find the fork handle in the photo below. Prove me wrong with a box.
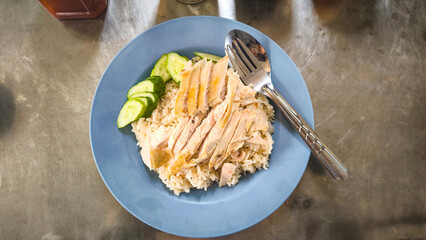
[263,85,348,180]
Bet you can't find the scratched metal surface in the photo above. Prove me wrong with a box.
[0,0,425,239]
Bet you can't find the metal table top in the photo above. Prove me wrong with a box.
[0,0,424,239]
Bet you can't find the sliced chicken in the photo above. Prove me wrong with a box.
[197,60,213,112]
[184,60,193,69]
[240,97,258,107]
[182,159,197,169]
[168,154,187,176]
[141,132,173,170]
[236,85,256,100]
[150,148,172,169]
[195,101,228,163]
[207,56,229,107]
[173,112,206,156]
[152,128,173,149]
[247,104,269,132]
[225,109,256,157]
[218,71,238,128]
[210,110,242,169]
[179,109,215,161]
[174,67,192,116]
[230,151,246,162]
[141,137,153,169]
[243,111,256,132]
[168,116,190,152]
[229,69,257,100]
[247,132,269,146]
[187,60,204,116]
[197,74,238,162]
[219,163,236,187]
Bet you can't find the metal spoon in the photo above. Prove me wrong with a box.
[225,29,348,180]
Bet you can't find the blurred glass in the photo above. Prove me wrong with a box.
[39,0,107,19]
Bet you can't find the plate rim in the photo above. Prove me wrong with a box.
[90,15,314,238]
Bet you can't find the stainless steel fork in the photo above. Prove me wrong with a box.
[225,36,348,180]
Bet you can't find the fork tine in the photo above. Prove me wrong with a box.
[225,46,246,78]
[228,45,251,77]
[232,39,256,72]
[236,38,262,69]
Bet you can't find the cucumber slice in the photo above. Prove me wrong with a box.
[166,52,188,84]
[151,54,172,82]
[194,52,222,62]
[134,97,155,118]
[146,76,165,96]
[117,99,146,128]
[127,76,165,98]
[128,92,159,106]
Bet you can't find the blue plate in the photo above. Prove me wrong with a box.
[90,16,313,238]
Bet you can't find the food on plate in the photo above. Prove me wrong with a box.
[166,52,189,84]
[127,76,165,98]
[128,92,159,107]
[129,52,275,195]
[117,99,147,128]
[151,54,172,82]
[194,52,222,62]
[117,76,165,128]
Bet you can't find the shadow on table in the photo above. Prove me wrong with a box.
[99,212,157,240]
[154,0,293,38]
[59,11,106,42]
[307,153,327,176]
[91,195,158,240]
[155,0,219,25]
[35,0,106,41]
[153,0,293,52]
[234,0,293,42]
[28,4,106,87]
[313,0,377,35]
[217,189,365,240]
[0,84,16,138]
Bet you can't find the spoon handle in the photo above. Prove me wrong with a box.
[263,85,348,180]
